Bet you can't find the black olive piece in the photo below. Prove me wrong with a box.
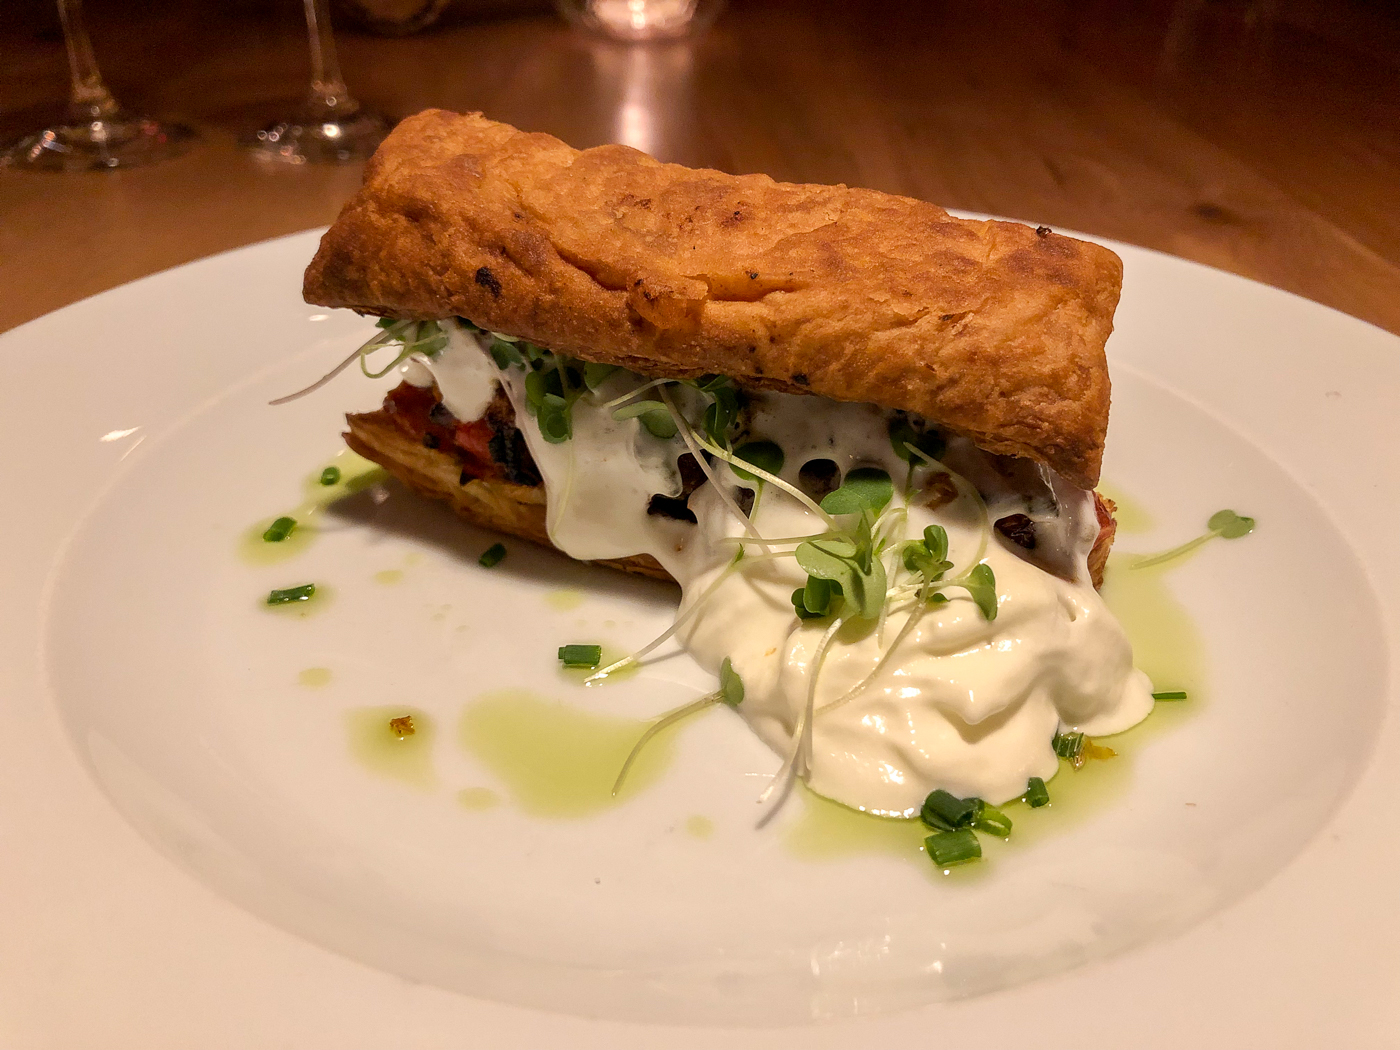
[422,433,440,449]
[428,402,456,427]
[488,426,542,487]
[646,494,697,524]
[676,452,707,497]
[995,514,1037,549]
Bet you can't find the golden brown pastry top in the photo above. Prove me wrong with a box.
[304,110,1122,489]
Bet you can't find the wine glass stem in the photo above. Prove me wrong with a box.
[58,0,119,121]
[303,0,357,116]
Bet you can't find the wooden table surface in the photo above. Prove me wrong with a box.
[2,0,1398,337]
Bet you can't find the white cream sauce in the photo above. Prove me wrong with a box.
[415,321,1154,816]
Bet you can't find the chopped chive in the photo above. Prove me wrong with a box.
[479,542,507,568]
[319,466,341,486]
[1052,731,1085,761]
[1025,776,1050,808]
[266,583,315,605]
[920,788,979,831]
[925,828,981,866]
[558,644,603,668]
[1153,690,1188,701]
[262,516,296,542]
[973,802,1013,837]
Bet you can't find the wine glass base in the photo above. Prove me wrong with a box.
[240,109,390,165]
[2,115,195,172]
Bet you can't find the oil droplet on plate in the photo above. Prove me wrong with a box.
[238,450,385,566]
[784,788,929,862]
[459,689,690,818]
[1097,480,1155,535]
[374,569,404,585]
[346,706,435,789]
[1101,550,1206,703]
[545,589,585,611]
[684,815,714,839]
[298,667,332,688]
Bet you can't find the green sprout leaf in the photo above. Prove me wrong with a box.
[922,524,949,564]
[537,393,572,443]
[795,541,856,589]
[583,361,619,391]
[319,466,341,486]
[731,440,785,483]
[888,417,946,463]
[962,562,999,620]
[1208,509,1256,539]
[489,338,524,370]
[719,657,744,706]
[701,386,740,448]
[804,575,839,616]
[791,588,823,619]
[612,399,678,438]
[820,467,894,515]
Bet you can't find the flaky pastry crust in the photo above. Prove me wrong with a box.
[306,110,1121,489]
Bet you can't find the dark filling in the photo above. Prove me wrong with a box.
[797,458,841,502]
[382,381,540,486]
[994,513,1037,549]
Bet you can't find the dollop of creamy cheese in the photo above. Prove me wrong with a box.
[418,323,1154,815]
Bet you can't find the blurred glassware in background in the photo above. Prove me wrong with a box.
[1,0,195,172]
[240,0,389,165]
[554,0,724,41]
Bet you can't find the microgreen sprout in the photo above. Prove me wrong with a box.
[585,551,747,683]
[888,416,946,465]
[760,615,845,807]
[611,399,678,439]
[730,440,785,484]
[612,658,744,796]
[270,319,448,406]
[660,387,769,545]
[1131,508,1257,569]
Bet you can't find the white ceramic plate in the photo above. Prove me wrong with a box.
[2,228,1397,1048]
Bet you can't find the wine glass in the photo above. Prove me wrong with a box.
[2,0,195,172]
[241,0,389,166]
